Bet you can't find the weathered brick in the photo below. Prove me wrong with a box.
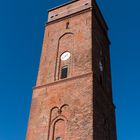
[26,1,117,140]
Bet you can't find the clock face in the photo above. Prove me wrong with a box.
[61,52,71,61]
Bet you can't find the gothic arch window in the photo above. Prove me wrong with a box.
[48,105,69,140]
[55,32,74,80]
[52,118,66,140]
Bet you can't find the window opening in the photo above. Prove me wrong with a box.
[66,22,70,29]
[99,61,103,72]
[61,65,68,79]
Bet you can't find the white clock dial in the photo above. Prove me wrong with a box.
[61,52,71,61]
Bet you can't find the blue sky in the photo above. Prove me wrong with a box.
[0,0,139,139]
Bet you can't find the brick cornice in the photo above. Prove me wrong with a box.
[46,7,92,26]
[48,0,79,12]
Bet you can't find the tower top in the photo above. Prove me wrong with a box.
[47,0,108,31]
[48,0,92,22]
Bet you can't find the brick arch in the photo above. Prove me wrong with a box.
[51,115,67,125]
[50,107,59,122]
[49,116,68,140]
[58,32,74,41]
[60,104,69,111]
[48,105,69,140]
[47,106,59,140]
[54,32,74,80]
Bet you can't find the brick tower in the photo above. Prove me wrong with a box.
[26,0,117,140]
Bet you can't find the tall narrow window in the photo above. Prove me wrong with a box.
[61,65,68,79]
[99,61,103,72]
[66,22,69,29]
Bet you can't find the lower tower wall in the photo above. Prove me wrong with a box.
[26,73,93,140]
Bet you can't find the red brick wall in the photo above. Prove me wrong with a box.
[92,4,117,140]
[48,0,91,22]
[26,2,94,139]
[26,1,117,140]
[36,10,92,86]
[26,74,93,140]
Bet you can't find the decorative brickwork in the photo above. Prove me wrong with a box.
[26,0,117,140]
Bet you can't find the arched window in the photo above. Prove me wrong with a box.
[99,60,103,72]
[61,65,68,79]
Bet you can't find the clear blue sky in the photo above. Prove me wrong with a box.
[0,0,139,139]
